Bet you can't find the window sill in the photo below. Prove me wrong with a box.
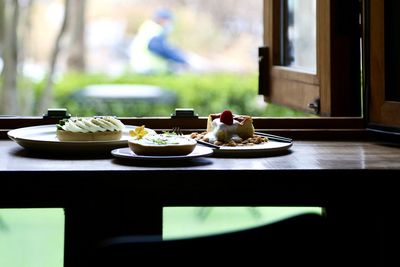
[0,116,366,139]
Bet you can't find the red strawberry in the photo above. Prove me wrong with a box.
[220,110,233,125]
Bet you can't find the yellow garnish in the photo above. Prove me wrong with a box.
[129,125,148,139]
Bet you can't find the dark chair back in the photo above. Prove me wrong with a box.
[91,213,326,266]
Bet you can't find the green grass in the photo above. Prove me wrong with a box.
[163,207,323,240]
[31,72,314,117]
[0,209,64,267]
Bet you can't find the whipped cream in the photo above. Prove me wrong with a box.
[58,117,125,133]
[204,118,242,143]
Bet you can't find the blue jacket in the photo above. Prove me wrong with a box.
[148,33,187,65]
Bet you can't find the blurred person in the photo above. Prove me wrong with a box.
[129,8,189,74]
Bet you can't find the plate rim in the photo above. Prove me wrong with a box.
[212,140,292,153]
[111,146,214,160]
[7,124,152,145]
[184,134,292,155]
[194,140,292,156]
[7,124,156,153]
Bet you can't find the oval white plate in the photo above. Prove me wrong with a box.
[111,146,214,161]
[7,124,156,153]
[209,140,293,157]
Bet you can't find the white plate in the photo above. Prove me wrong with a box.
[209,140,293,157]
[111,146,214,161]
[7,124,156,153]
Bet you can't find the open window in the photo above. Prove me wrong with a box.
[261,0,362,117]
[367,0,400,133]
[0,0,381,137]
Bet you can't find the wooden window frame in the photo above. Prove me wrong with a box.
[263,0,321,114]
[263,0,362,117]
[0,116,366,140]
[0,1,371,140]
[367,0,400,130]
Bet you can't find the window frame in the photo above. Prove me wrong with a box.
[0,116,366,140]
[263,0,321,114]
[0,0,370,140]
[263,0,362,117]
[367,0,400,130]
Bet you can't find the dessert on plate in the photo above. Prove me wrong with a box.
[56,116,125,141]
[191,110,267,146]
[129,128,197,156]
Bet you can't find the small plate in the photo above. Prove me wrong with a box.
[111,146,214,161]
[208,140,293,157]
[7,124,156,153]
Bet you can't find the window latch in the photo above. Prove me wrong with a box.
[43,108,71,119]
[171,108,198,119]
[258,46,270,97]
[308,99,320,115]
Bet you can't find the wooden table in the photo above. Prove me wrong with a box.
[1,140,400,266]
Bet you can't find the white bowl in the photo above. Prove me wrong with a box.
[128,134,197,156]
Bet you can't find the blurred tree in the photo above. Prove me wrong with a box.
[37,0,70,115]
[1,0,19,115]
[0,0,4,68]
[17,0,35,115]
[66,0,86,71]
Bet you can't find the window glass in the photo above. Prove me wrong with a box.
[280,0,317,72]
[0,0,311,118]
[163,206,323,240]
[0,208,64,267]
